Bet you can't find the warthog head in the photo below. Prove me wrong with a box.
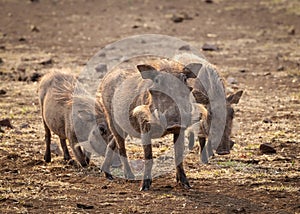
[191,78,243,155]
[130,60,202,136]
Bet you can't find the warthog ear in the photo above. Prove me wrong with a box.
[137,64,158,80]
[183,63,202,78]
[227,90,243,104]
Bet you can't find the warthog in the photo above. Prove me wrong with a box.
[38,71,120,167]
[188,90,243,163]
[174,53,243,163]
[99,57,201,190]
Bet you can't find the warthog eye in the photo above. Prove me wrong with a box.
[179,73,187,83]
[98,123,107,135]
[154,77,159,84]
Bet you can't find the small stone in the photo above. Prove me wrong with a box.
[263,118,272,123]
[0,118,13,128]
[0,58,3,64]
[202,43,219,51]
[77,203,94,209]
[259,143,276,154]
[288,26,295,35]
[0,45,5,50]
[239,69,247,73]
[277,65,284,71]
[171,15,184,23]
[232,207,246,213]
[30,72,42,82]
[39,58,53,65]
[0,89,6,95]
[95,64,107,73]
[205,0,213,3]
[101,185,108,189]
[227,77,238,85]
[18,37,26,42]
[30,25,40,32]
[178,45,191,51]
[20,123,30,129]
[132,24,139,29]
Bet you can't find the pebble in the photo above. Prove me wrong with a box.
[18,37,27,42]
[0,118,13,128]
[30,72,42,82]
[171,15,184,23]
[277,65,284,71]
[263,118,272,123]
[95,63,107,73]
[227,77,238,85]
[39,58,53,65]
[259,143,276,154]
[202,43,219,51]
[288,26,295,35]
[178,45,191,51]
[20,123,30,129]
[77,203,94,209]
[30,25,40,32]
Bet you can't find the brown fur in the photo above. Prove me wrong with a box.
[38,71,117,167]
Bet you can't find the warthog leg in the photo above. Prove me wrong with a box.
[102,139,117,180]
[43,120,52,163]
[59,138,71,161]
[115,134,135,180]
[174,130,190,189]
[140,132,153,191]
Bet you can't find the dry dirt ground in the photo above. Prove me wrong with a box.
[0,0,300,213]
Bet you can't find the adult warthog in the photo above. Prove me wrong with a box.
[99,57,201,190]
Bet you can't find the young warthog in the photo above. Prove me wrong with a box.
[174,53,243,163]
[99,57,201,190]
[38,71,120,167]
[188,89,243,163]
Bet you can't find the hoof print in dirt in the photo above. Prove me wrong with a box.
[259,143,276,154]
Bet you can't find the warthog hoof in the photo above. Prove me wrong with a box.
[176,174,191,189]
[140,179,152,191]
[44,154,51,163]
[105,172,113,180]
[179,180,191,189]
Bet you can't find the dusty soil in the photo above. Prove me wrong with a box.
[0,0,299,213]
